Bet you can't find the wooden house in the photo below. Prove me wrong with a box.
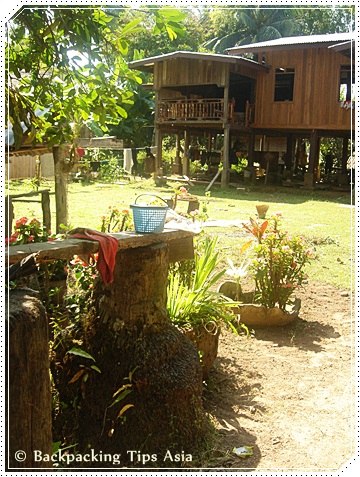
[129,32,355,187]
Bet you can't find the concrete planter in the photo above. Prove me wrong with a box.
[218,281,300,327]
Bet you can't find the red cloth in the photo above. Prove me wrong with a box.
[69,228,119,284]
[77,147,85,159]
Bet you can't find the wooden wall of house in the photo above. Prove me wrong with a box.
[154,59,229,90]
[253,47,354,131]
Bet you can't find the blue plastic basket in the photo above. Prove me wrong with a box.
[130,194,169,233]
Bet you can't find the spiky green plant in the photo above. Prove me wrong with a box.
[167,237,240,335]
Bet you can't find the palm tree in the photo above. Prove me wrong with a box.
[203,6,299,54]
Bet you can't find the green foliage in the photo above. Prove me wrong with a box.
[123,8,203,59]
[6,7,186,149]
[98,157,127,182]
[65,255,99,321]
[298,6,355,35]
[231,157,248,174]
[167,236,239,335]
[243,214,314,311]
[202,5,354,54]
[100,206,133,233]
[203,6,298,53]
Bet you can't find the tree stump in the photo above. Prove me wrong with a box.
[6,288,52,469]
[71,243,207,467]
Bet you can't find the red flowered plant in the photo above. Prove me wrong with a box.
[100,206,133,233]
[66,253,99,317]
[243,214,314,311]
[6,217,48,245]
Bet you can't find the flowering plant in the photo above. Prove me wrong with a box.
[243,214,313,311]
[225,253,250,301]
[6,217,48,245]
[100,206,133,233]
[66,254,99,317]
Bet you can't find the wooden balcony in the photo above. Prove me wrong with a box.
[158,98,253,127]
[158,98,226,122]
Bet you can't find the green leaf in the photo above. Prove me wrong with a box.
[119,18,142,36]
[109,388,132,408]
[67,348,95,362]
[90,365,101,373]
[166,26,177,41]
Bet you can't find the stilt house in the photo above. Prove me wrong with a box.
[128,32,355,187]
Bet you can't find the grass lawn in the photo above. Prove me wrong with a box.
[6,177,355,291]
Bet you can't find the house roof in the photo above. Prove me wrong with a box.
[227,32,355,54]
[128,50,268,73]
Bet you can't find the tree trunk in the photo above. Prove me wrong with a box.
[53,145,70,233]
[61,243,207,467]
[6,288,52,469]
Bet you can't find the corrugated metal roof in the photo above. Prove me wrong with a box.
[128,50,268,72]
[227,32,355,54]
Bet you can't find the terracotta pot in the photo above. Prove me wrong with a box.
[184,326,220,380]
[256,204,269,219]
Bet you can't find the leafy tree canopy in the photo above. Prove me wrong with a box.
[202,5,354,54]
[6,6,186,150]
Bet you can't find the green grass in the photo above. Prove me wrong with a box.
[6,178,355,291]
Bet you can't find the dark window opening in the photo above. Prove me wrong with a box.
[274,67,295,102]
[339,65,355,101]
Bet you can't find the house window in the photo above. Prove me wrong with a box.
[339,65,355,101]
[274,68,295,102]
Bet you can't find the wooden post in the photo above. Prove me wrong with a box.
[172,133,182,174]
[221,126,230,187]
[247,131,256,168]
[221,80,230,188]
[6,288,52,469]
[154,90,163,176]
[183,130,190,176]
[341,137,349,173]
[41,190,51,234]
[308,130,320,173]
[53,145,70,233]
[304,130,319,187]
[5,196,14,238]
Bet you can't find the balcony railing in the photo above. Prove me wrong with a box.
[158,98,253,126]
[158,98,225,122]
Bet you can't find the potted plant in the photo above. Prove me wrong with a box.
[167,237,246,379]
[220,214,314,327]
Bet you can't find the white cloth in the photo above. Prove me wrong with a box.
[123,148,133,173]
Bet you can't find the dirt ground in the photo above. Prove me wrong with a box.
[202,281,356,473]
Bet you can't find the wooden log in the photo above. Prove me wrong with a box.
[41,190,51,234]
[68,243,206,465]
[6,288,52,469]
[5,196,14,238]
[7,189,51,199]
[53,145,70,233]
